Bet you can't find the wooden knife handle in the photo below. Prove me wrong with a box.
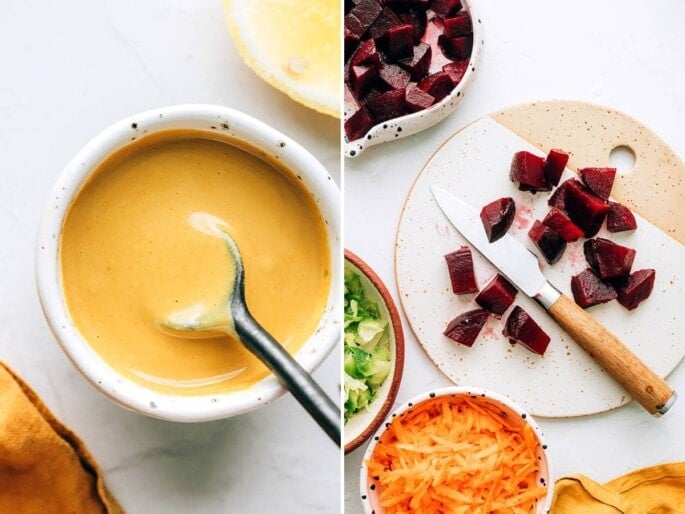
[548,294,676,416]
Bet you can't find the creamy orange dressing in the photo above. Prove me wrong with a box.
[60,131,330,395]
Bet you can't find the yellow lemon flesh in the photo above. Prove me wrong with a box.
[224,0,341,118]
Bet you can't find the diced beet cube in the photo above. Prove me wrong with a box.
[584,237,636,281]
[607,201,638,232]
[561,179,609,237]
[345,13,366,38]
[503,306,551,356]
[442,60,469,85]
[349,65,376,98]
[444,246,478,294]
[579,167,616,200]
[344,107,374,141]
[431,0,463,17]
[571,269,617,308]
[543,148,569,187]
[350,38,381,68]
[480,197,515,243]
[368,7,403,43]
[417,71,454,101]
[344,28,361,61]
[475,274,517,318]
[438,34,473,61]
[616,269,656,311]
[528,220,566,264]
[398,43,432,80]
[542,207,584,242]
[347,0,383,36]
[378,64,411,90]
[364,88,406,123]
[398,10,428,43]
[548,181,569,210]
[510,151,549,192]
[443,13,472,37]
[405,86,435,112]
[443,309,489,347]
[387,23,415,60]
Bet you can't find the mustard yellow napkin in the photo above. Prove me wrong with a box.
[552,462,685,513]
[0,362,123,514]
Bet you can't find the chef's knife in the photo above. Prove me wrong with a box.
[431,185,677,416]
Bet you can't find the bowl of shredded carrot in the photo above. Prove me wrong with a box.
[360,387,552,514]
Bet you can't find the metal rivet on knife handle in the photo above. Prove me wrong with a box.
[546,293,676,417]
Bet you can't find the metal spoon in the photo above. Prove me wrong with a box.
[162,213,340,445]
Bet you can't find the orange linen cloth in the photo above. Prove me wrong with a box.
[552,462,685,513]
[0,362,123,514]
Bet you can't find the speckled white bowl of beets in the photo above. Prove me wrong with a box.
[344,0,483,158]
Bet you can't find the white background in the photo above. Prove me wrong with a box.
[0,1,340,513]
[345,0,685,512]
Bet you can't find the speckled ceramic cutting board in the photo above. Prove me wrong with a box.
[395,100,685,417]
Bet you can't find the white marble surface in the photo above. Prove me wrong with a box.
[345,0,685,512]
[0,1,340,513]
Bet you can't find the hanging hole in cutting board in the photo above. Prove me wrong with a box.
[609,145,636,174]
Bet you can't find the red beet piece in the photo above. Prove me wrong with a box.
[349,65,376,98]
[475,274,517,318]
[350,38,381,68]
[442,60,469,85]
[584,237,636,281]
[398,42,432,80]
[543,148,569,187]
[387,23,415,60]
[616,269,656,311]
[542,207,584,242]
[344,107,374,141]
[346,0,383,37]
[579,167,616,200]
[548,180,569,210]
[398,10,428,43]
[368,7,403,43]
[528,220,566,264]
[405,86,435,112]
[438,34,473,61]
[378,64,411,90]
[432,0,463,17]
[561,179,609,237]
[443,309,489,347]
[510,151,549,193]
[443,13,472,37]
[444,246,478,294]
[417,71,454,101]
[344,27,361,60]
[503,306,551,356]
[480,197,515,243]
[571,269,617,308]
[364,88,406,123]
[607,201,637,232]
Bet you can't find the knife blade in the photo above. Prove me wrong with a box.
[431,185,677,417]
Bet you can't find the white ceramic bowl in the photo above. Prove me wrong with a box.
[359,386,553,514]
[344,0,483,158]
[36,104,342,422]
[344,250,405,454]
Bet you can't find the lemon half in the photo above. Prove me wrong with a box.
[223,0,341,118]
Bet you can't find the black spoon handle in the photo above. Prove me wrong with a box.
[232,303,341,446]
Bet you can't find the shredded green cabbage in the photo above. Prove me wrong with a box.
[344,266,391,422]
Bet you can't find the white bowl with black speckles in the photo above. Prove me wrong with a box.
[359,386,553,514]
[344,0,483,158]
[36,104,341,422]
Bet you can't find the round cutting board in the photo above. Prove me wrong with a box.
[395,100,685,417]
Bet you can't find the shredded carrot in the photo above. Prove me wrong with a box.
[366,395,547,514]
